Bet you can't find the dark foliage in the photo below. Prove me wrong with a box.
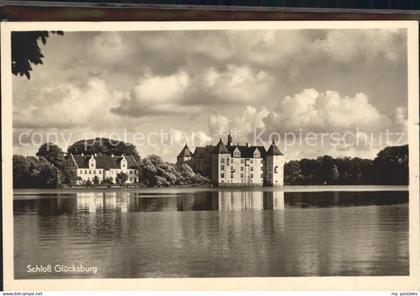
[285,145,408,185]
[13,155,61,188]
[12,31,63,79]
[36,143,65,170]
[67,138,141,161]
[139,155,210,187]
[116,172,129,185]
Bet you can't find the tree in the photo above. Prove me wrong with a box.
[284,160,304,185]
[67,138,141,161]
[283,145,408,186]
[13,155,61,188]
[116,172,129,185]
[372,145,408,185]
[138,155,210,187]
[36,143,65,170]
[93,175,100,185]
[102,177,114,185]
[102,177,114,188]
[331,164,340,184]
[12,31,63,79]
[65,170,78,187]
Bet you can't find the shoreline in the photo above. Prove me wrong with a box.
[13,185,409,195]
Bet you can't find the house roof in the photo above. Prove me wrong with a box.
[72,155,90,168]
[70,154,138,169]
[125,155,139,169]
[177,144,192,158]
[95,155,120,169]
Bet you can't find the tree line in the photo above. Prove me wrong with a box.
[13,138,408,188]
[284,145,408,185]
[13,138,210,188]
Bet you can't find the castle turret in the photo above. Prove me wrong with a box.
[176,144,193,169]
[227,134,232,146]
[211,138,231,185]
[265,139,284,186]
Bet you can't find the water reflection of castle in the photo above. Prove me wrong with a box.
[74,191,286,213]
[76,192,130,213]
[19,191,407,217]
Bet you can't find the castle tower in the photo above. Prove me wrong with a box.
[176,144,193,169]
[211,138,231,186]
[227,134,232,146]
[265,139,285,186]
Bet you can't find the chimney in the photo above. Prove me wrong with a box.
[246,143,250,147]
[227,134,232,146]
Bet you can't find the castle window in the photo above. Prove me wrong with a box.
[231,159,234,164]
[241,167,244,171]
[89,170,92,174]
[221,173,225,178]
[251,167,254,171]
[221,158,224,163]
[250,159,253,164]
[221,165,225,171]
[241,173,244,178]
[241,159,244,163]
[85,170,87,174]
[251,174,254,178]
[230,174,233,179]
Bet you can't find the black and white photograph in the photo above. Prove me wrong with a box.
[1,21,419,290]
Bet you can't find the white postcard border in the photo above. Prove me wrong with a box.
[1,20,419,290]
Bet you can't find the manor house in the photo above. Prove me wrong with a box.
[66,153,140,185]
[177,135,284,186]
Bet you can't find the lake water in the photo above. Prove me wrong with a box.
[13,188,409,278]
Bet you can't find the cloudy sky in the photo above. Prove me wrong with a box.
[13,28,408,162]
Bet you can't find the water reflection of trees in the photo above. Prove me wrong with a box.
[13,190,408,216]
[13,190,409,277]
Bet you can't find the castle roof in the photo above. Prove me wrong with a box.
[227,145,266,158]
[194,146,214,156]
[267,142,283,156]
[177,144,192,158]
[213,139,230,154]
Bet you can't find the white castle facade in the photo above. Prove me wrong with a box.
[177,135,285,186]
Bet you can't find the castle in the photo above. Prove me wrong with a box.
[176,135,285,186]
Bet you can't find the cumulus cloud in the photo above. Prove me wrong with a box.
[209,106,269,143]
[111,71,200,116]
[13,79,122,129]
[112,65,272,117]
[199,65,272,104]
[12,29,408,161]
[264,88,386,132]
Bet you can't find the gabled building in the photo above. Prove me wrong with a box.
[176,144,193,169]
[177,135,285,186]
[66,153,140,185]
